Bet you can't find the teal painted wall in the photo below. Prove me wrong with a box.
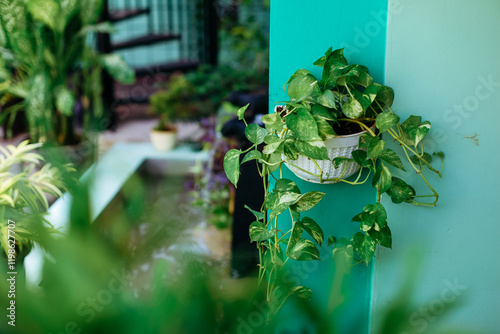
[372,1,500,333]
[269,1,388,333]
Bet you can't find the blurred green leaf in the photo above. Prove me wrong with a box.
[223,149,241,187]
[288,239,320,261]
[26,0,59,30]
[332,243,354,274]
[79,21,116,36]
[290,286,313,301]
[352,232,376,265]
[55,86,75,116]
[99,54,135,84]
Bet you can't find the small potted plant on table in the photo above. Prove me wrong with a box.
[223,47,445,318]
[149,75,193,152]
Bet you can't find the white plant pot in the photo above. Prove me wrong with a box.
[284,130,369,184]
[276,106,370,184]
[150,130,177,152]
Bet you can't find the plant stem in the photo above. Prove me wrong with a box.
[286,162,322,177]
[325,169,372,185]
[338,118,376,137]
[401,145,439,205]
[310,158,324,179]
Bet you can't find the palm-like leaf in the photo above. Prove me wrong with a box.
[0,141,74,256]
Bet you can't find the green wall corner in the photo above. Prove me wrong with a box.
[268,1,389,333]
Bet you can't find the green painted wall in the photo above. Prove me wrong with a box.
[371,0,500,333]
[269,1,388,333]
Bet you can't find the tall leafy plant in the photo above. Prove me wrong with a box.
[223,48,445,317]
[0,0,135,144]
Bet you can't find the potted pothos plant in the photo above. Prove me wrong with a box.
[223,47,444,318]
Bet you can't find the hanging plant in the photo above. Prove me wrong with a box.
[223,47,444,317]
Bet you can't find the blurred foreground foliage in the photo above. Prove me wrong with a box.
[0,154,483,334]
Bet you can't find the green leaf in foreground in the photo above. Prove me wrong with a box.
[267,192,302,220]
[223,149,241,187]
[286,108,321,141]
[249,221,275,242]
[294,140,329,160]
[300,217,324,246]
[275,179,301,194]
[287,73,318,102]
[245,124,267,145]
[241,150,262,164]
[368,225,392,249]
[379,149,405,171]
[352,232,376,265]
[262,112,283,132]
[314,116,337,141]
[376,111,400,132]
[366,136,385,159]
[244,205,264,221]
[286,221,303,256]
[352,202,388,231]
[374,83,394,108]
[386,177,416,204]
[379,164,392,193]
[342,97,364,119]
[237,104,250,120]
[288,239,321,261]
[294,191,326,212]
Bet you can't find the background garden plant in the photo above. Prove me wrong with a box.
[0,140,74,258]
[223,47,445,316]
[0,0,135,144]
